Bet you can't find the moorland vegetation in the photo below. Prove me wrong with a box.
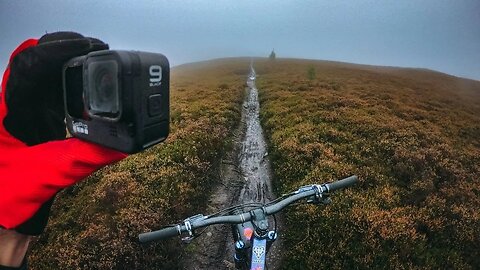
[29,58,479,269]
[255,59,480,269]
[29,59,246,269]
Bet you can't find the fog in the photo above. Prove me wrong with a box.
[1,0,479,80]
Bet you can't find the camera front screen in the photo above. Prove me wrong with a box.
[87,60,120,119]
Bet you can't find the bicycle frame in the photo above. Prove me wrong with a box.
[232,209,277,269]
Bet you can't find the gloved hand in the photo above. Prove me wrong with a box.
[0,32,128,235]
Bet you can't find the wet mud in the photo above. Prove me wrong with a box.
[181,66,283,269]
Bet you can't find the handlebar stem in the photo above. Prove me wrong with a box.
[250,208,269,235]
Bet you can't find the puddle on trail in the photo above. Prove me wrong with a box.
[236,66,283,269]
[238,68,273,203]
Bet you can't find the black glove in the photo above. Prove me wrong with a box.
[4,31,108,146]
[3,31,108,235]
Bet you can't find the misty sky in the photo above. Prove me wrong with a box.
[1,0,479,80]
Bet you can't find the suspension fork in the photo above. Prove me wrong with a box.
[232,208,277,269]
[232,217,254,269]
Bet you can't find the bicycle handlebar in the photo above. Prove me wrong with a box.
[139,175,358,243]
[139,226,180,242]
[324,175,358,192]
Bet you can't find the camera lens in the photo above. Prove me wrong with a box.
[87,60,120,119]
[96,71,115,103]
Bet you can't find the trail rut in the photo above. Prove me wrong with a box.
[181,65,283,269]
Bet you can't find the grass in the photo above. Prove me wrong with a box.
[29,59,247,269]
[28,57,480,269]
[254,58,480,269]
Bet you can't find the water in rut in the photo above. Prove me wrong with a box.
[182,64,283,269]
[238,66,273,204]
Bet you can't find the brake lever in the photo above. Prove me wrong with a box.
[306,194,332,205]
[181,235,196,244]
[180,214,207,244]
[306,184,332,205]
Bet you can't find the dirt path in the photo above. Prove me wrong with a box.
[181,66,283,269]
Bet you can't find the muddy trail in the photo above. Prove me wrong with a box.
[181,66,284,269]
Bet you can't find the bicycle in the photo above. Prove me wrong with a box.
[139,175,358,269]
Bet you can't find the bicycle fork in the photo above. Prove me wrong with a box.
[232,209,277,270]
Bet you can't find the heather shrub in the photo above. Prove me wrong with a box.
[256,59,480,269]
[29,59,246,269]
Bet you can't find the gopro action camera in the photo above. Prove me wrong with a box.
[63,50,169,153]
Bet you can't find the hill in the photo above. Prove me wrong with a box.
[29,59,247,269]
[28,58,480,269]
[254,58,480,269]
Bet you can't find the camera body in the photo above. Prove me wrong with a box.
[63,50,169,153]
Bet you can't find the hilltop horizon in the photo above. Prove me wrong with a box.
[173,56,480,83]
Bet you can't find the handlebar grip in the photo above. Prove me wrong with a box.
[138,226,181,243]
[325,175,358,192]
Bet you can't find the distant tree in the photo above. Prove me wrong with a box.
[307,66,316,80]
[269,49,276,60]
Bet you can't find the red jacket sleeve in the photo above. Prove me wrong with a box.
[0,138,127,229]
[0,38,128,229]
